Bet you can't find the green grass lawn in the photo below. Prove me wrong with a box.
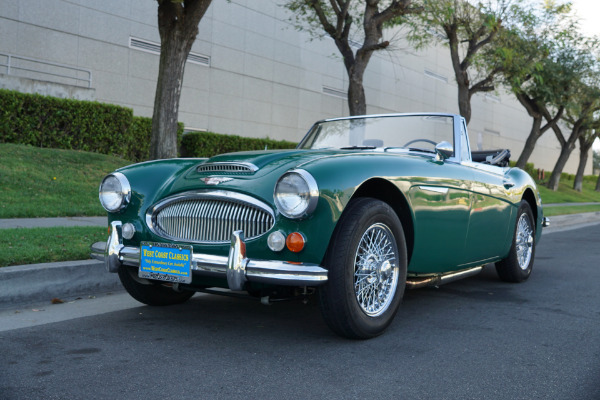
[543,204,600,216]
[0,143,130,218]
[537,178,600,204]
[0,226,107,267]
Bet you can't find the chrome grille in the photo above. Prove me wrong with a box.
[148,191,274,243]
[197,162,258,174]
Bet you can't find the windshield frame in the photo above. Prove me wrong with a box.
[297,113,468,163]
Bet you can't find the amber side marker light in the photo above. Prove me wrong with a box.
[286,232,305,253]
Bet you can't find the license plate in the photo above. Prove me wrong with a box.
[139,242,192,284]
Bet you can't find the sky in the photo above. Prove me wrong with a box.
[569,0,600,38]
[569,1,600,151]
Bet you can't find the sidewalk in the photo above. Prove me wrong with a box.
[1,211,600,309]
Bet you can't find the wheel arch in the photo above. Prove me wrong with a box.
[350,178,415,265]
[522,188,538,225]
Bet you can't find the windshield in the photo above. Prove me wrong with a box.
[298,114,454,155]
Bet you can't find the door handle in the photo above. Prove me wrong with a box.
[503,180,515,189]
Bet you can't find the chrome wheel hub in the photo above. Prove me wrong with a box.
[516,213,534,270]
[354,223,399,317]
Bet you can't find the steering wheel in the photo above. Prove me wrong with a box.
[403,138,438,148]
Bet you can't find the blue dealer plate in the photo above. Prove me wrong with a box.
[139,242,192,284]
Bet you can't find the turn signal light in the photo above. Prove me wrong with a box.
[286,232,305,253]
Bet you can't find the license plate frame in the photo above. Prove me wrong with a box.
[139,242,193,284]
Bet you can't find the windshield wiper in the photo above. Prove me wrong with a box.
[340,146,376,150]
[407,147,435,154]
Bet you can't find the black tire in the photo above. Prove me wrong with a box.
[495,201,536,283]
[118,266,194,306]
[319,198,407,339]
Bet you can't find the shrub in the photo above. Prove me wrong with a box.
[181,131,297,158]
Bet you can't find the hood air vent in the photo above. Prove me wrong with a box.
[197,162,258,175]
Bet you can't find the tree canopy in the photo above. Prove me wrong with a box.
[284,0,421,115]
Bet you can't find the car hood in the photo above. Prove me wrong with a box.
[166,149,345,202]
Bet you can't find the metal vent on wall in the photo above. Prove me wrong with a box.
[424,69,448,83]
[323,86,348,99]
[129,37,210,66]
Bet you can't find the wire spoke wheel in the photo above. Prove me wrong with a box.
[495,201,536,283]
[319,198,407,339]
[515,213,533,270]
[354,223,399,317]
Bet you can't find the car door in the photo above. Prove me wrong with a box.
[461,162,514,265]
[407,161,474,274]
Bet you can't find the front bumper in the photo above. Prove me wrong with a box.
[90,221,328,291]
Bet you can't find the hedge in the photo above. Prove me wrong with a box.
[0,89,297,161]
[181,131,297,158]
[0,89,182,162]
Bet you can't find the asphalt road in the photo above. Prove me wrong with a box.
[1,225,599,400]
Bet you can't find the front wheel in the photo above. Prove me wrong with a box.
[118,266,195,306]
[319,198,407,339]
[495,201,536,283]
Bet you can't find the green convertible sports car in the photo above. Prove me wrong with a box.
[91,113,549,339]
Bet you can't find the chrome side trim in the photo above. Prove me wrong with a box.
[405,266,483,289]
[419,186,449,195]
[91,224,328,289]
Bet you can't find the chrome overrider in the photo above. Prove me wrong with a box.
[90,221,328,291]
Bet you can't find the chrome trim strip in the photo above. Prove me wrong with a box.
[90,224,328,289]
[418,186,449,195]
[406,266,483,289]
[145,190,275,244]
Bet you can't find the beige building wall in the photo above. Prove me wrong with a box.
[0,0,591,174]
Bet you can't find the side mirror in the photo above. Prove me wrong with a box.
[435,141,453,162]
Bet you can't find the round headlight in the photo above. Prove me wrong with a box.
[99,172,131,212]
[274,169,318,219]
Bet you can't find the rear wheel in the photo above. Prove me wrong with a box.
[319,198,407,339]
[495,201,535,283]
[118,266,194,306]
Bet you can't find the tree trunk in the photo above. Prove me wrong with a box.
[347,72,367,116]
[150,36,190,160]
[547,144,576,191]
[574,134,597,191]
[150,0,212,160]
[346,51,371,116]
[573,144,589,192]
[457,83,471,125]
[596,173,600,192]
[515,116,542,169]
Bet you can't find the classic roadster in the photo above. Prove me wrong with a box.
[91,113,549,339]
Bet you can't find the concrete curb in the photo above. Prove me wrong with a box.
[542,211,600,234]
[0,260,122,309]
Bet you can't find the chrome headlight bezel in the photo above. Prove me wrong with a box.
[273,169,319,219]
[99,172,131,212]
